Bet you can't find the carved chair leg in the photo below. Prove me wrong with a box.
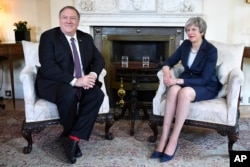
[22,120,47,154]
[22,121,33,154]
[228,132,239,154]
[96,113,114,140]
[21,119,59,154]
[148,121,158,142]
[147,115,163,142]
[228,125,240,154]
[105,113,114,140]
[228,109,240,154]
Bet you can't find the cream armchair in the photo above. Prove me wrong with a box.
[148,41,245,153]
[20,40,114,154]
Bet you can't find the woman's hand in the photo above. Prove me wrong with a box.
[163,76,177,87]
[162,66,174,86]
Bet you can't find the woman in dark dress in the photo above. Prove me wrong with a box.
[150,17,222,163]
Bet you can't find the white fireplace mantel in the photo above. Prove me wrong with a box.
[74,0,203,33]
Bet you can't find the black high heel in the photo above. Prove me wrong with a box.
[150,139,169,159]
[160,143,179,163]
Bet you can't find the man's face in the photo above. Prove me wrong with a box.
[59,8,79,36]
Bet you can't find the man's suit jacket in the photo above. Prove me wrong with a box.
[162,39,221,93]
[35,27,105,101]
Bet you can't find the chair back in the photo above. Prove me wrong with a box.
[21,40,40,68]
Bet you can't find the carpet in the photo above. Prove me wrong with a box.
[0,109,249,167]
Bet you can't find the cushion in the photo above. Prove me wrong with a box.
[210,41,244,82]
[216,63,228,98]
[216,63,228,84]
[21,40,40,67]
[211,41,245,98]
[216,84,227,98]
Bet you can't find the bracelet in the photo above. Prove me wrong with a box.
[175,79,178,85]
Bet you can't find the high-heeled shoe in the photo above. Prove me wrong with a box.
[160,144,179,163]
[150,151,163,159]
[151,139,169,159]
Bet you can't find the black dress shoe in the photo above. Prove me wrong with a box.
[61,137,78,164]
[75,143,82,158]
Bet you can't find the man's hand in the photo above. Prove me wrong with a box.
[74,73,97,90]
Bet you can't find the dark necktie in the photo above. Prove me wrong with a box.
[70,38,82,78]
[70,37,82,99]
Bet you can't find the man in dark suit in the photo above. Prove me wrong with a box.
[35,6,105,164]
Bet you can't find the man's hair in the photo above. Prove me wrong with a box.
[59,6,80,19]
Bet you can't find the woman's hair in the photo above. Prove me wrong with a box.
[184,17,207,38]
[59,6,80,19]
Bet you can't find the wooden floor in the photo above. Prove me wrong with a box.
[2,98,250,118]
[2,99,25,111]
[239,105,250,118]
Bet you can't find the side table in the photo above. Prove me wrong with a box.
[0,42,24,108]
[243,47,250,58]
[113,61,160,135]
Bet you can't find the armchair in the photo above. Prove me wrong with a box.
[148,41,245,153]
[20,40,114,154]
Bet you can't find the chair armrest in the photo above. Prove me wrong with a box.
[98,68,110,113]
[152,70,166,115]
[171,63,184,78]
[19,66,37,111]
[226,68,244,123]
[98,69,107,95]
[152,64,184,115]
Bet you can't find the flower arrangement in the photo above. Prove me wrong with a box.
[13,21,31,32]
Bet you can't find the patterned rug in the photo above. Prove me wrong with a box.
[0,109,249,167]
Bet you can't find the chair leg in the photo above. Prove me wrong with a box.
[105,113,114,140]
[228,131,239,153]
[22,121,33,154]
[22,120,46,154]
[96,113,114,140]
[0,97,5,110]
[22,119,60,154]
[227,123,240,154]
[148,115,163,143]
[228,109,240,154]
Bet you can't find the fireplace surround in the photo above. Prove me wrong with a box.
[74,0,203,106]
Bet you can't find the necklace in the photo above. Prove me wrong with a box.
[191,48,198,53]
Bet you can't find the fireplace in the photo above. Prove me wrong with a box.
[73,0,203,108]
[93,26,184,106]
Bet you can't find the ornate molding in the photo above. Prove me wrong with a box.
[74,0,203,30]
[75,0,202,14]
[77,0,118,12]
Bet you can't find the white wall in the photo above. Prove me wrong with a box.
[0,0,51,99]
[0,0,250,104]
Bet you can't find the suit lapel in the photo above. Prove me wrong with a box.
[190,42,207,69]
[190,51,201,69]
[57,30,72,56]
[182,46,191,67]
[76,33,87,71]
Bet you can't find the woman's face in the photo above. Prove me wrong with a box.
[186,25,203,43]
